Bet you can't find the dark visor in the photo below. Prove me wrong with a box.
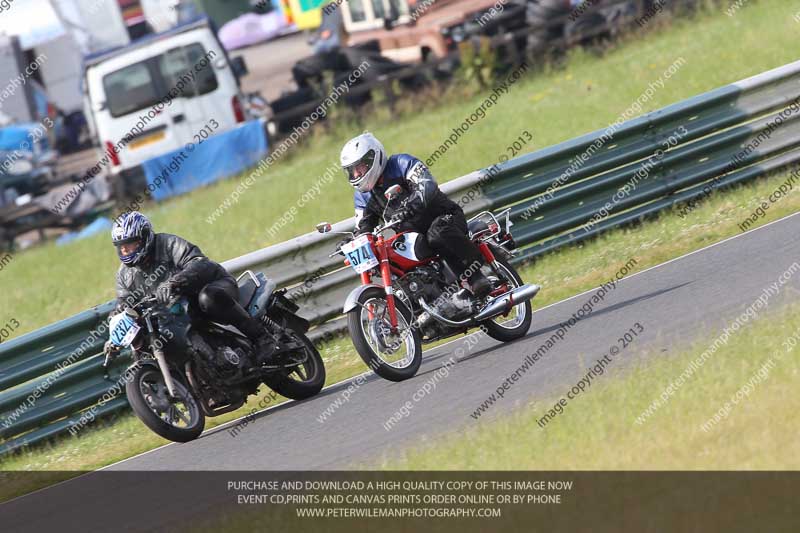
[343,149,375,183]
[113,236,142,247]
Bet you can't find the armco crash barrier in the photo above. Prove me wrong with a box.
[3,60,800,455]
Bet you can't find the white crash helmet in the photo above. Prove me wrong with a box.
[340,132,387,192]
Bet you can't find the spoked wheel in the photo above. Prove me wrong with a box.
[125,364,205,443]
[347,287,422,382]
[262,332,326,400]
[481,258,533,342]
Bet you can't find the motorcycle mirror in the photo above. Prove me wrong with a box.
[384,184,403,201]
[316,222,332,234]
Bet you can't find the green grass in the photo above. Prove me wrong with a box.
[2,0,797,337]
[1,0,799,497]
[382,300,800,470]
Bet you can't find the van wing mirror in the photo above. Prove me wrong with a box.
[230,56,249,78]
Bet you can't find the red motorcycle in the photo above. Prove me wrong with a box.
[316,185,539,381]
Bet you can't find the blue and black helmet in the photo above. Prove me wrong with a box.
[111,211,154,266]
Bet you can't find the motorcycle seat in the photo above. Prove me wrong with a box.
[237,271,278,317]
[248,278,276,318]
[467,219,490,239]
[238,277,259,309]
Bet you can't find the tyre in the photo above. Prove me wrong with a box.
[526,0,569,21]
[347,287,422,382]
[125,363,205,443]
[525,0,571,57]
[262,332,326,400]
[481,258,533,342]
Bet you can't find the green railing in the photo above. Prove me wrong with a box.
[2,59,800,455]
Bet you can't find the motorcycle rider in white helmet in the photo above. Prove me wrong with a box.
[340,132,492,308]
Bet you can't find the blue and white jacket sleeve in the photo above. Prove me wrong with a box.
[354,190,379,234]
[401,156,438,213]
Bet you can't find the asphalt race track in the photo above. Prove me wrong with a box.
[3,212,800,530]
[106,212,800,471]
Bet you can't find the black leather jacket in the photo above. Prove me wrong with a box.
[115,233,232,311]
[354,154,461,234]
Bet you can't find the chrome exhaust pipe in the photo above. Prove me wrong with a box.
[417,298,474,327]
[474,284,540,321]
[418,283,540,328]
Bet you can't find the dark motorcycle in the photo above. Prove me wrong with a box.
[107,271,326,442]
[316,185,539,382]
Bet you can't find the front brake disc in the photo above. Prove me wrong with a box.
[369,319,398,354]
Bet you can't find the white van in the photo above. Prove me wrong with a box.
[83,17,251,191]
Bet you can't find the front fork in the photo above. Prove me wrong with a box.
[377,237,400,330]
[145,316,178,398]
[359,255,399,330]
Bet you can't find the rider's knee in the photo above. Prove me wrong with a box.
[197,284,228,312]
[427,222,448,249]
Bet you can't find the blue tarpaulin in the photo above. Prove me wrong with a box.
[141,119,268,201]
[56,216,113,246]
[0,124,38,154]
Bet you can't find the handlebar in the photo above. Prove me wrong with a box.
[329,219,400,258]
[374,218,400,234]
[122,294,173,316]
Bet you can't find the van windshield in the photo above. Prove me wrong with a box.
[103,62,161,118]
[158,44,218,97]
[101,43,218,118]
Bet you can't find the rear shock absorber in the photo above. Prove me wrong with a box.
[260,315,284,343]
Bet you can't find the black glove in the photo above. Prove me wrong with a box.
[103,340,120,367]
[335,236,353,253]
[393,196,422,223]
[155,280,176,305]
[390,206,411,223]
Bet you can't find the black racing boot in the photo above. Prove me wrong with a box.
[237,317,278,366]
[469,271,493,300]
[447,288,475,318]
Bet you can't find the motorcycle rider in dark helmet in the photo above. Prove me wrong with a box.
[103,211,275,364]
[341,132,493,308]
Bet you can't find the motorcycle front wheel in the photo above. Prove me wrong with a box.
[125,363,205,443]
[347,287,422,382]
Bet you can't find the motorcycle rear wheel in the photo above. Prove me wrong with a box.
[262,332,326,400]
[481,258,533,342]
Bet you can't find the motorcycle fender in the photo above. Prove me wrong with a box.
[124,359,159,378]
[126,359,158,370]
[489,241,512,261]
[126,359,190,392]
[343,284,384,314]
[268,307,310,334]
